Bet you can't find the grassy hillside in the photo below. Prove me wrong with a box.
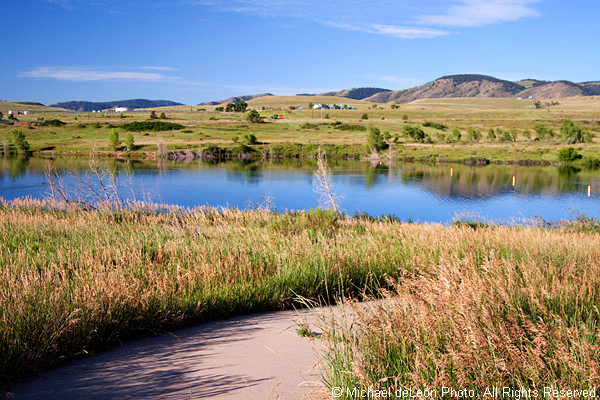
[0,101,65,113]
[1,96,599,165]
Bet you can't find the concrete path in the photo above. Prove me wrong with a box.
[7,308,327,400]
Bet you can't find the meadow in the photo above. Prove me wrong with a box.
[1,198,599,392]
[1,96,600,165]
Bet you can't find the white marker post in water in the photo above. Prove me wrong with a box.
[588,185,591,197]
[513,176,516,186]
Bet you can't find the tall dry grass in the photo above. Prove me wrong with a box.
[0,199,396,387]
[318,224,600,395]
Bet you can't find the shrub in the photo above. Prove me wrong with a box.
[334,123,365,132]
[243,133,257,145]
[561,120,586,143]
[402,125,426,142]
[215,106,224,112]
[40,119,66,127]
[361,113,368,120]
[9,130,30,153]
[367,126,388,152]
[401,113,408,121]
[451,128,461,142]
[422,121,447,130]
[534,123,554,140]
[466,127,482,142]
[246,110,263,123]
[499,130,514,142]
[120,121,184,132]
[557,147,581,163]
[149,111,158,119]
[108,129,120,151]
[160,112,167,119]
[225,101,248,112]
[582,155,599,169]
[299,122,319,130]
[487,128,496,140]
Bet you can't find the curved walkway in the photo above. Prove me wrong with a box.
[7,308,326,400]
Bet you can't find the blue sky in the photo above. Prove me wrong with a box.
[2,0,599,105]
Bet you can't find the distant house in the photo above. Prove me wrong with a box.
[114,107,133,112]
[312,104,322,109]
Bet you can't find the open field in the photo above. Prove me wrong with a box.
[1,199,599,391]
[0,96,599,164]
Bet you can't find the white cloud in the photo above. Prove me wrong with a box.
[140,66,177,71]
[417,0,539,27]
[322,20,447,39]
[20,66,178,82]
[370,24,448,39]
[193,0,541,38]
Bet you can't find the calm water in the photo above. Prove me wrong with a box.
[1,157,599,223]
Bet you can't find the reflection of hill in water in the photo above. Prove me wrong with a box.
[395,165,595,198]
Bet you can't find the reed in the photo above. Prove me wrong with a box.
[317,223,600,396]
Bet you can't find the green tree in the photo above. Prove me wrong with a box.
[466,127,481,142]
[125,133,135,150]
[561,120,585,143]
[451,128,461,142]
[160,112,167,119]
[10,130,30,153]
[108,128,120,151]
[150,110,157,119]
[309,102,314,109]
[557,147,581,163]
[243,133,257,145]
[366,125,388,152]
[246,109,263,123]
[401,113,408,121]
[361,113,368,120]
[402,125,426,142]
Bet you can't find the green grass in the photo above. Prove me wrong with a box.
[1,96,600,164]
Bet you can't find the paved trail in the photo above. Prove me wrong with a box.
[8,308,326,400]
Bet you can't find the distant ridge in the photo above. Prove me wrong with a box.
[360,74,600,103]
[318,87,391,100]
[198,93,273,106]
[51,99,183,112]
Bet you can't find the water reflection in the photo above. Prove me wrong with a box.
[0,156,599,223]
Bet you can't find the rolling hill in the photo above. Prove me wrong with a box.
[318,87,391,100]
[51,99,183,112]
[198,93,273,106]
[362,75,600,103]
